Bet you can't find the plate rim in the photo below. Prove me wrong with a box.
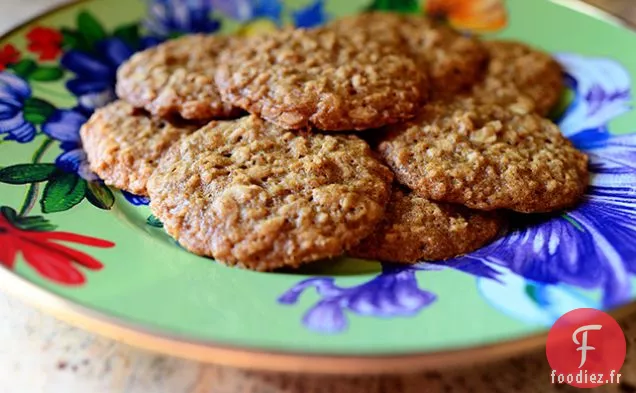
[1,0,636,375]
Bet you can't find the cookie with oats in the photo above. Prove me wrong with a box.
[470,40,564,116]
[378,102,589,213]
[147,115,394,270]
[214,27,428,131]
[350,188,503,263]
[116,34,240,120]
[329,13,488,98]
[80,100,199,195]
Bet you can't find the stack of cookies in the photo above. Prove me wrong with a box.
[80,12,589,271]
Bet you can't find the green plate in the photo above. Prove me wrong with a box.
[1,0,636,374]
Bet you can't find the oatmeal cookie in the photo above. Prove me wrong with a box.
[470,40,564,116]
[214,27,428,131]
[350,188,503,263]
[329,13,488,98]
[116,34,240,120]
[147,115,394,270]
[378,102,589,213]
[80,100,199,195]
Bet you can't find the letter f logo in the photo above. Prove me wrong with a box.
[573,324,603,368]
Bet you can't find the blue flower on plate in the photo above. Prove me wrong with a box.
[279,260,500,333]
[145,0,221,37]
[122,191,150,206]
[41,106,98,181]
[462,54,636,312]
[292,0,329,28]
[0,72,36,143]
[212,0,283,23]
[212,0,328,27]
[41,107,152,204]
[61,37,158,111]
[280,53,636,333]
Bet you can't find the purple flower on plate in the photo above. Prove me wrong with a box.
[145,0,221,37]
[61,37,159,110]
[41,107,97,181]
[280,53,636,333]
[279,261,499,333]
[212,0,283,23]
[279,265,437,333]
[292,0,329,28]
[0,72,36,143]
[122,191,150,206]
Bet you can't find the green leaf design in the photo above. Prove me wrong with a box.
[61,27,90,52]
[0,163,59,184]
[86,182,115,210]
[77,11,107,47]
[146,214,164,228]
[40,172,87,214]
[8,59,37,79]
[23,97,57,124]
[1,206,57,232]
[369,0,420,12]
[524,284,543,306]
[113,23,141,48]
[29,66,65,82]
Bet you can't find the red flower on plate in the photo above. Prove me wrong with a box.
[0,207,115,285]
[26,26,63,61]
[0,44,21,70]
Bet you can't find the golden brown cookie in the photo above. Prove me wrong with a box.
[80,100,199,195]
[378,102,589,213]
[469,40,564,116]
[116,34,240,120]
[214,27,428,131]
[147,115,394,270]
[350,188,503,263]
[329,13,488,98]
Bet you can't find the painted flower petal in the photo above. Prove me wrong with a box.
[346,269,436,317]
[0,71,31,100]
[42,109,87,143]
[32,230,115,248]
[0,237,18,269]
[211,0,254,21]
[586,133,636,176]
[0,110,26,132]
[292,0,328,28]
[278,277,342,305]
[21,241,85,285]
[575,186,636,274]
[556,53,632,137]
[21,237,104,270]
[97,38,134,68]
[66,77,111,96]
[2,120,35,143]
[122,191,150,206]
[54,148,97,181]
[0,102,19,119]
[61,51,112,79]
[302,300,348,333]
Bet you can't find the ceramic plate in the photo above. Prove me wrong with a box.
[1,0,636,374]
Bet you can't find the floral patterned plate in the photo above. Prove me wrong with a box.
[1,0,636,374]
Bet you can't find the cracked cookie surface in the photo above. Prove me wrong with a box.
[80,100,199,195]
[147,115,394,270]
[116,34,240,120]
[378,102,589,213]
[215,27,427,131]
[350,188,503,263]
